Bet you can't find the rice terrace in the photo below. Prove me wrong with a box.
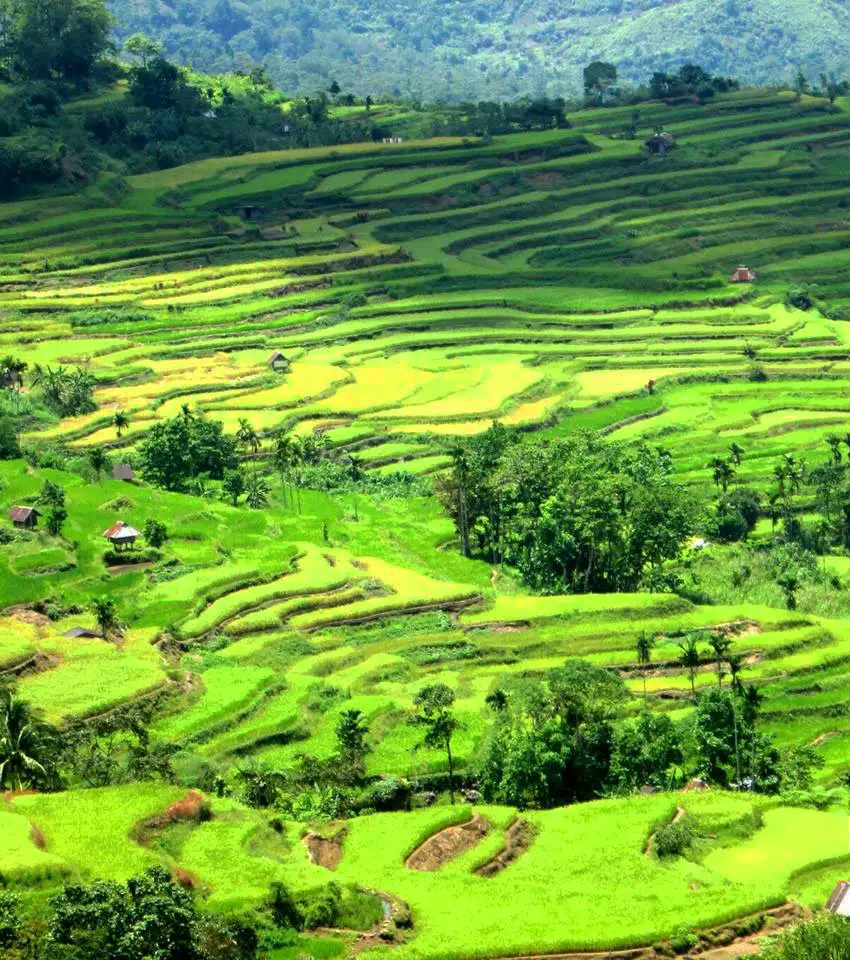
[9,11,850,959]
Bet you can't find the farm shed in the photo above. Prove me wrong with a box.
[236,204,265,221]
[8,506,40,529]
[730,265,757,282]
[645,132,676,155]
[112,463,136,482]
[268,351,290,373]
[63,627,101,639]
[826,880,850,916]
[103,520,141,549]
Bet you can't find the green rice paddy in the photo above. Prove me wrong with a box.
[6,87,850,958]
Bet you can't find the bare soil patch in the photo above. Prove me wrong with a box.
[476,818,535,876]
[406,812,488,871]
[303,827,346,870]
[135,790,211,846]
[7,606,50,629]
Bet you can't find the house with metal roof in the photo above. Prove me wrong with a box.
[268,351,290,373]
[112,463,136,482]
[826,880,850,916]
[8,506,40,529]
[645,131,676,155]
[103,520,141,549]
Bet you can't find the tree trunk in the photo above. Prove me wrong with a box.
[733,708,741,785]
[446,737,455,805]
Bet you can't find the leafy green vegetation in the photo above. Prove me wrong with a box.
[7,20,850,957]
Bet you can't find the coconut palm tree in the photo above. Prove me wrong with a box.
[0,690,53,791]
[728,442,745,467]
[677,635,702,701]
[709,457,734,492]
[236,418,261,464]
[635,631,656,707]
[708,633,733,687]
[113,410,130,438]
[272,431,298,508]
[727,653,746,783]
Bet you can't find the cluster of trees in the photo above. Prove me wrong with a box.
[0,866,258,960]
[0,0,113,85]
[436,426,696,593]
[793,70,850,103]
[235,683,458,819]
[647,64,740,101]
[583,61,739,105]
[30,364,97,417]
[479,650,819,809]
[707,435,850,559]
[137,409,238,491]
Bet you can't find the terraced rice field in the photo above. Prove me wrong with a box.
[8,88,850,959]
[0,785,844,959]
[6,90,850,480]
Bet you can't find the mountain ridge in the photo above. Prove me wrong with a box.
[108,0,850,99]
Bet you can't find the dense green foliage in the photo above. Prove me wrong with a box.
[106,0,850,99]
[2,867,258,960]
[438,428,696,592]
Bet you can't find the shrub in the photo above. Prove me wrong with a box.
[103,547,161,565]
[654,816,694,858]
[0,891,21,948]
[761,914,850,960]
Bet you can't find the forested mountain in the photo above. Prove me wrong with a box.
[108,0,850,99]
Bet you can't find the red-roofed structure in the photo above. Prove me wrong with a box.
[103,520,141,549]
[730,265,757,283]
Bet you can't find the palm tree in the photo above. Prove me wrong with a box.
[113,411,130,438]
[272,431,297,508]
[635,631,656,707]
[236,418,261,472]
[708,633,733,687]
[0,690,53,791]
[728,442,745,468]
[709,457,734,492]
[727,653,745,784]
[677,635,702,701]
[347,454,361,521]
[742,684,764,784]
[92,597,121,641]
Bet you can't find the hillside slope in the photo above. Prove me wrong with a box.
[109,0,850,99]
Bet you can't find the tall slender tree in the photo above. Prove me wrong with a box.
[411,684,460,804]
[113,411,130,439]
[677,635,702,701]
[635,631,656,707]
[708,633,733,687]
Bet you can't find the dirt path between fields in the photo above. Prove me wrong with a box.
[406,812,489,871]
[644,805,685,856]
